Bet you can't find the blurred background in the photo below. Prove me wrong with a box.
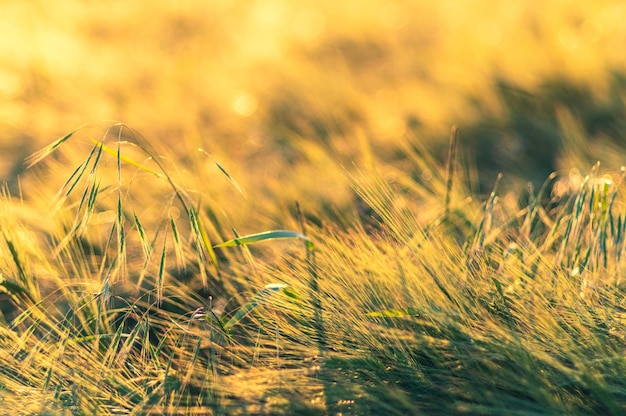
[1,0,625,212]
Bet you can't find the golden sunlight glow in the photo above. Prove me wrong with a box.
[2,3,626,414]
[292,8,326,41]
[0,0,625,184]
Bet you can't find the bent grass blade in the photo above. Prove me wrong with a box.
[88,138,163,179]
[25,129,81,168]
[214,230,314,251]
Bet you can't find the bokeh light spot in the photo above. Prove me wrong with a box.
[232,92,258,117]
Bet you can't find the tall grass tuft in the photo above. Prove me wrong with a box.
[1,124,626,414]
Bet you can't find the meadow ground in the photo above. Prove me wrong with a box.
[1,1,626,415]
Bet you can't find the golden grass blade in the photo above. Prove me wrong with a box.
[88,138,163,178]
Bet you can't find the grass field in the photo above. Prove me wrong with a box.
[1,1,626,415]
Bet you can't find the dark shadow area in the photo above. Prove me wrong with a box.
[457,72,626,193]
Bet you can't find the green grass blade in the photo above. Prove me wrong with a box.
[59,141,100,198]
[72,332,119,344]
[87,178,101,213]
[102,324,126,366]
[133,211,152,260]
[4,238,27,285]
[215,161,246,197]
[214,230,314,250]
[169,214,185,271]
[492,277,506,303]
[0,277,35,304]
[189,206,219,279]
[157,238,167,306]
[117,195,126,277]
[223,284,288,331]
[198,148,246,197]
[25,129,79,168]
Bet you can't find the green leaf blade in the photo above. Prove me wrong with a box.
[214,230,314,250]
[223,283,289,331]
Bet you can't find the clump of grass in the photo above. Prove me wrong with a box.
[1,123,626,415]
[0,125,312,414]
[258,160,626,414]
